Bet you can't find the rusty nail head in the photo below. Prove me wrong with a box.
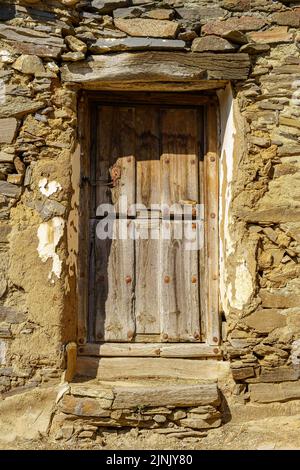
[127,157,131,162]
[164,275,170,284]
[211,213,216,219]
[213,336,218,343]
[192,223,197,230]
[192,208,197,217]
[163,333,168,340]
[165,158,170,164]
[127,330,134,339]
[191,276,197,284]
[213,274,218,280]
[210,156,216,162]
[191,160,196,165]
[125,276,132,284]
[213,348,219,354]
[194,332,200,339]
[78,338,84,344]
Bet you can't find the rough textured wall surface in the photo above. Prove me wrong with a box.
[0,0,300,411]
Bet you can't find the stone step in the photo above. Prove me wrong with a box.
[52,379,222,434]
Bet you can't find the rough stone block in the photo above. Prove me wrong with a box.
[260,290,300,309]
[202,17,266,35]
[180,417,221,430]
[231,366,255,381]
[248,27,293,44]
[90,37,185,53]
[272,10,300,27]
[114,18,179,38]
[192,36,237,52]
[59,395,111,417]
[244,309,286,333]
[0,119,18,144]
[0,181,21,198]
[249,381,300,403]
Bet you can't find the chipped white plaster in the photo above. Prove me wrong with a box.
[217,85,235,315]
[229,262,253,311]
[0,340,7,365]
[37,217,65,279]
[39,178,62,197]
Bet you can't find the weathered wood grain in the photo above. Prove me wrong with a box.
[160,221,200,342]
[61,52,250,86]
[76,356,229,381]
[78,342,222,357]
[103,219,135,342]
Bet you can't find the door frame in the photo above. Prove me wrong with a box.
[77,91,221,359]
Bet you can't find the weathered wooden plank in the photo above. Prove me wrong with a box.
[136,106,160,208]
[135,218,161,334]
[78,342,221,357]
[112,383,220,409]
[205,104,220,346]
[95,106,136,216]
[76,357,229,381]
[79,81,228,92]
[160,220,200,342]
[161,108,199,210]
[103,219,135,342]
[61,52,250,85]
[89,92,212,106]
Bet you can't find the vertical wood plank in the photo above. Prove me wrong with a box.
[95,106,136,217]
[104,219,135,341]
[160,220,200,342]
[136,106,160,209]
[205,103,220,345]
[135,218,160,334]
[77,93,92,344]
[161,109,199,212]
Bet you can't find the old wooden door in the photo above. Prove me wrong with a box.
[87,95,215,347]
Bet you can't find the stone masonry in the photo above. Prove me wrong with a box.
[1,0,300,439]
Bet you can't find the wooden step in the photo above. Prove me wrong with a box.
[75,356,229,382]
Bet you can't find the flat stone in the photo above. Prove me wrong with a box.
[0,24,64,59]
[222,30,248,45]
[7,174,23,185]
[173,410,187,420]
[31,199,66,221]
[221,0,251,10]
[62,52,85,61]
[0,326,12,339]
[112,383,220,409]
[178,30,197,41]
[192,35,237,53]
[153,414,167,423]
[279,116,300,130]
[202,17,267,35]
[0,181,21,198]
[143,9,174,21]
[260,290,300,309]
[272,10,300,27]
[114,18,179,38]
[12,55,45,76]
[231,366,255,380]
[91,0,129,13]
[59,395,111,417]
[0,96,44,119]
[249,381,300,403]
[240,43,270,54]
[90,37,185,53]
[176,7,226,24]
[0,119,18,144]
[113,6,145,18]
[65,36,87,53]
[180,417,221,430]
[0,306,26,324]
[248,27,293,44]
[244,309,286,334]
[0,223,11,242]
[259,367,300,383]
[278,144,300,157]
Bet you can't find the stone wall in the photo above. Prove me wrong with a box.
[0,0,300,411]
